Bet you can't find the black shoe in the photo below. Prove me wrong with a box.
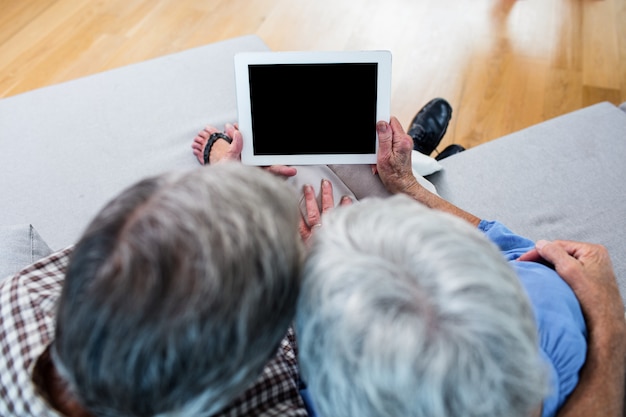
[407,98,453,155]
[435,144,465,160]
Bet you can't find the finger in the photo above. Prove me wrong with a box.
[303,184,321,227]
[340,195,353,206]
[389,116,414,153]
[320,179,335,213]
[571,242,614,270]
[542,238,601,256]
[376,120,393,157]
[224,123,237,138]
[517,246,556,268]
[226,129,244,160]
[536,240,599,265]
[544,240,609,264]
[518,248,542,263]
[223,123,241,161]
[298,217,313,242]
[389,116,406,135]
[534,240,585,286]
[265,165,298,178]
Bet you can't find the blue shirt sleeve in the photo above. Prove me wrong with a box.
[478,220,536,260]
[479,220,588,417]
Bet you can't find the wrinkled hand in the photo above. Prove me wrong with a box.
[298,179,352,243]
[375,117,420,194]
[519,240,626,333]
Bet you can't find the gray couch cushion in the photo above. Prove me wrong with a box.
[0,225,53,280]
[0,35,269,250]
[429,102,626,301]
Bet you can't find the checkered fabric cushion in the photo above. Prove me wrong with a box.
[0,247,70,416]
[0,248,307,416]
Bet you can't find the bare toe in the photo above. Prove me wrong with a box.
[192,133,209,165]
[198,128,210,139]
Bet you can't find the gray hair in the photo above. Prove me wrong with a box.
[296,195,548,417]
[54,163,303,416]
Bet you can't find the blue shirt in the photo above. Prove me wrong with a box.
[480,220,587,417]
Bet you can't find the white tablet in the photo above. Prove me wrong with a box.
[234,50,392,166]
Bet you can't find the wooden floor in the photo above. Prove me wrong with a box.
[1,0,625,150]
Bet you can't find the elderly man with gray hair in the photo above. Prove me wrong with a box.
[1,163,309,416]
[296,117,626,417]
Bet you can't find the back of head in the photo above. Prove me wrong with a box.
[296,195,547,417]
[54,163,303,416]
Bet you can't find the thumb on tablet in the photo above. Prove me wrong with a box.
[376,120,392,151]
[224,124,244,161]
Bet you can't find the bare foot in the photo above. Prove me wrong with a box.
[190,123,297,177]
[191,125,232,165]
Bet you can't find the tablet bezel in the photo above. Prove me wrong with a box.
[234,50,392,166]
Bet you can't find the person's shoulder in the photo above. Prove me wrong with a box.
[1,245,73,303]
[0,248,73,417]
[0,246,73,367]
[213,328,309,416]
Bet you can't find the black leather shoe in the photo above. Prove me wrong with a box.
[435,144,465,160]
[407,98,453,155]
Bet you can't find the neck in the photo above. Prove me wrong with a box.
[32,346,95,417]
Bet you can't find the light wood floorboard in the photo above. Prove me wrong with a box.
[1,0,625,150]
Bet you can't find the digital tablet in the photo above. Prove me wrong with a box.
[234,50,392,166]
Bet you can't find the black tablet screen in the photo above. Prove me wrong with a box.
[248,63,378,155]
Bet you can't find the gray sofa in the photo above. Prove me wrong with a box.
[1,35,625,305]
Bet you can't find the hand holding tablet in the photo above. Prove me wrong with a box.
[234,50,392,166]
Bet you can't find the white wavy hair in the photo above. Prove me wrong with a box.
[296,195,548,417]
